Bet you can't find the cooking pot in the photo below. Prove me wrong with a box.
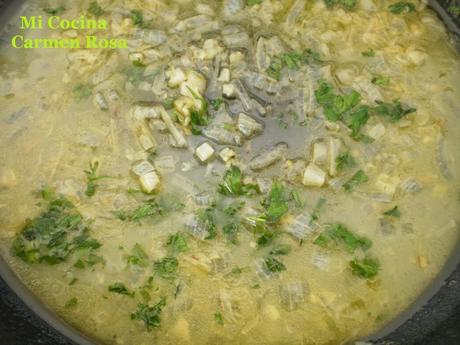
[0,0,459,344]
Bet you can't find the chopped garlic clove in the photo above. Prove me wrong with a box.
[166,67,186,88]
[312,141,328,165]
[130,104,161,120]
[138,134,156,152]
[180,70,207,98]
[94,92,108,111]
[158,106,188,148]
[237,113,263,138]
[132,160,155,177]
[219,147,236,162]
[173,96,195,125]
[367,123,386,140]
[222,83,237,98]
[139,171,160,193]
[128,52,144,63]
[202,39,224,59]
[195,142,215,163]
[302,163,326,187]
[328,138,342,177]
[229,51,245,65]
[218,68,231,83]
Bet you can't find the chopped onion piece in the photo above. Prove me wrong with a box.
[302,164,326,187]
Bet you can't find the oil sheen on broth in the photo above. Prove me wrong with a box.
[0,0,459,345]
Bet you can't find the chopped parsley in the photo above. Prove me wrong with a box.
[162,98,175,110]
[383,206,401,218]
[291,191,304,208]
[218,166,259,197]
[223,200,246,216]
[264,257,286,272]
[256,226,277,247]
[43,6,66,15]
[73,259,85,269]
[127,188,145,196]
[65,297,78,308]
[343,170,369,191]
[324,0,358,12]
[126,243,149,267]
[345,105,370,139]
[315,81,410,140]
[277,114,289,129]
[448,5,460,18]
[311,197,327,221]
[315,80,361,122]
[231,266,249,275]
[132,59,146,68]
[166,233,188,253]
[88,1,104,16]
[130,10,144,26]
[302,48,323,64]
[131,298,166,331]
[388,1,416,14]
[372,76,390,86]
[72,83,92,102]
[210,98,224,111]
[299,119,308,127]
[39,185,56,201]
[246,0,264,5]
[246,215,277,248]
[73,253,105,269]
[350,257,380,279]
[261,181,289,223]
[114,199,164,222]
[361,49,376,57]
[139,289,152,303]
[153,257,178,279]
[108,282,135,297]
[314,80,336,109]
[266,56,283,81]
[267,49,322,80]
[122,61,146,84]
[84,161,112,197]
[336,153,356,172]
[187,86,211,135]
[214,311,224,325]
[87,254,105,266]
[196,208,218,240]
[269,244,292,256]
[12,198,101,265]
[280,52,305,70]
[373,100,416,122]
[314,223,372,253]
[223,123,236,132]
[223,223,240,245]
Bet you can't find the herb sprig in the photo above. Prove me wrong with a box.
[350,257,380,279]
[84,161,112,197]
[389,1,416,14]
[218,166,259,197]
[131,298,166,331]
[314,223,372,253]
[13,198,101,265]
[267,49,322,80]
